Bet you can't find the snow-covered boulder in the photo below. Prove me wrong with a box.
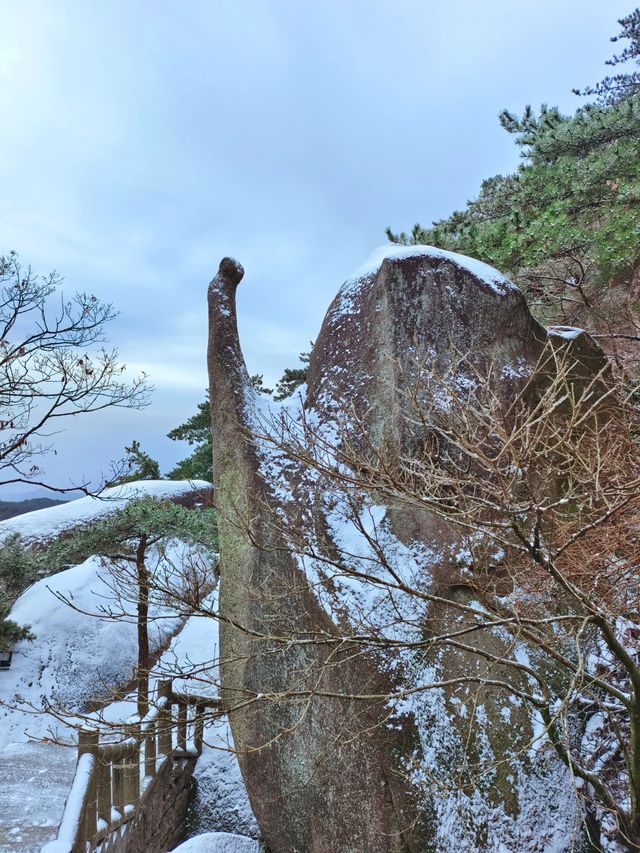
[0,479,212,546]
[172,832,261,852]
[207,249,605,852]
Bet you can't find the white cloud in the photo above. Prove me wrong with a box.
[0,0,630,486]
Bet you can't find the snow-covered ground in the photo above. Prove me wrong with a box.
[0,479,211,545]
[0,484,260,853]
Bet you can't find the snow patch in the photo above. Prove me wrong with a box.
[173,832,261,852]
[547,326,583,341]
[347,244,519,296]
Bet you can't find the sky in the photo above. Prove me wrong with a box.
[0,0,633,494]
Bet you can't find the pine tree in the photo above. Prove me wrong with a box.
[0,535,42,650]
[168,351,313,479]
[47,497,217,715]
[167,394,212,481]
[573,8,640,105]
[387,11,640,324]
[273,349,312,401]
[110,440,161,485]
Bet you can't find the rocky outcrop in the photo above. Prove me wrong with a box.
[208,246,605,852]
[208,257,425,853]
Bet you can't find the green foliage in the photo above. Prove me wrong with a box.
[168,442,213,481]
[0,618,34,651]
[388,95,640,291]
[0,534,43,649]
[387,13,640,317]
[110,440,161,485]
[167,397,211,446]
[250,374,273,395]
[43,496,217,715]
[168,350,313,479]
[273,350,312,401]
[573,8,640,106]
[47,497,218,568]
[167,394,212,481]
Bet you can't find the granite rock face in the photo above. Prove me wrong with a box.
[207,246,605,853]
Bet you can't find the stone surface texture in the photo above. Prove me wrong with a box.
[207,246,606,853]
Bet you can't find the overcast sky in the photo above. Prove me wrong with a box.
[0,0,632,494]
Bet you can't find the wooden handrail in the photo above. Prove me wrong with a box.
[42,680,222,853]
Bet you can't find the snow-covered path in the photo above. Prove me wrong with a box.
[0,575,258,852]
[0,742,76,852]
[0,553,176,853]
[0,483,258,852]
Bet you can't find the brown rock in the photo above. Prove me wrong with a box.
[207,247,602,852]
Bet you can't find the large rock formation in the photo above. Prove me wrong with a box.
[208,246,605,853]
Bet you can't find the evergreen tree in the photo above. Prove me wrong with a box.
[273,349,312,401]
[250,374,273,395]
[573,8,640,105]
[110,440,161,485]
[387,12,640,329]
[167,352,312,479]
[0,535,40,650]
[47,497,218,714]
[167,395,212,481]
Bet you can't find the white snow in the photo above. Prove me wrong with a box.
[0,479,211,545]
[347,244,519,296]
[188,724,261,842]
[172,832,261,853]
[393,655,582,853]
[89,588,259,846]
[1,575,259,850]
[0,549,189,747]
[0,483,260,852]
[547,325,584,341]
[39,752,94,853]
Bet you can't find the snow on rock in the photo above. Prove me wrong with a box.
[172,832,262,853]
[187,722,261,842]
[98,590,222,728]
[161,593,259,843]
[207,246,602,850]
[0,577,260,851]
[347,243,519,296]
[396,660,583,853]
[0,479,211,545]
[0,479,236,852]
[547,325,584,341]
[0,551,184,747]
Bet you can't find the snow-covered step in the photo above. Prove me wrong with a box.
[0,742,76,852]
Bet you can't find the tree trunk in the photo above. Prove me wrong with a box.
[136,532,150,718]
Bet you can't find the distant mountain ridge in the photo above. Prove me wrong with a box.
[0,498,67,522]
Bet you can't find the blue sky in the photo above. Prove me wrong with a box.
[0,0,632,492]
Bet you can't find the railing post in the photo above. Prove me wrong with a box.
[157,679,172,756]
[177,699,187,752]
[144,717,157,778]
[78,729,98,842]
[97,756,111,828]
[124,724,140,805]
[112,758,125,816]
[194,702,205,754]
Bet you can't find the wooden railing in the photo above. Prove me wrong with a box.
[42,681,222,853]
